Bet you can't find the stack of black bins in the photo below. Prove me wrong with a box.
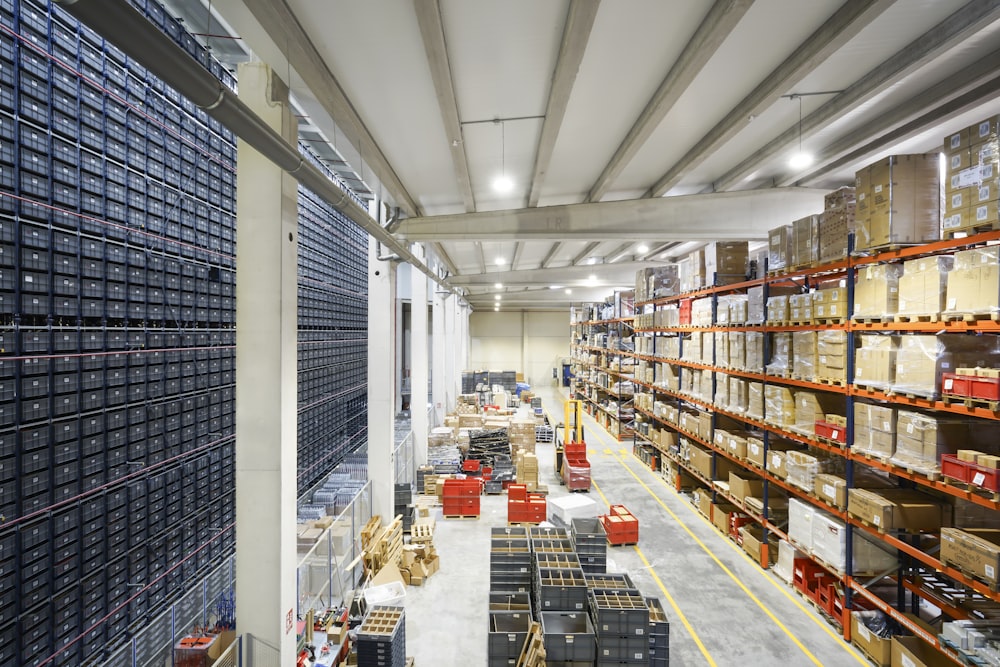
[584,572,635,592]
[487,609,533,667]
[490,527,532,595]
[589,588,650,666]
[646,597,670,667]
[356,605,406,667]
[394,483,413,533]
[530,526,596,666]
[571,517,608,574]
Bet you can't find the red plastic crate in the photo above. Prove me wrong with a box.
[970,375,1000,401]
[679,298,692,325]
[508,484,527,501]
[942,373,972,397]
[940,454,1000,492]
[814,420,847,444]
[461,459,482,473]
[730,515,754,542]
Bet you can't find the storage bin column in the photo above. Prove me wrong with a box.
[233,62,299,664]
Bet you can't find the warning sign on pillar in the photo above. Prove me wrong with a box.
[286,608,294,634]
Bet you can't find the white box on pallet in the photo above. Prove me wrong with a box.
[548,494,598,526]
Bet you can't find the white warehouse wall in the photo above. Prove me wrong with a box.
[469,310,569,388]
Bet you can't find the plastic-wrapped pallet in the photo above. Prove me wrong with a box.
[766,333,792,377]
[785,450,842,493]
[773,539,804,584]
[811,511,897,575]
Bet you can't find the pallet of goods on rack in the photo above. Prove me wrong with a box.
[574,111,1000,665]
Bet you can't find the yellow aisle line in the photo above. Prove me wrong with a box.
[591,479,718,667]
[542,398,717,666]
[628,451,863,654]
[612,450,867,667]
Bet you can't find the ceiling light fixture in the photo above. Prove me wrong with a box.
[637,244,649,254]
[494,282,503,289]
[494,257,506,266]
[565,288,572,295]
[787,94,812,169]
[495,295,502,301]
[492,119,514,194]
[588,257,597,265]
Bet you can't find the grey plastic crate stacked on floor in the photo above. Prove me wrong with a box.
[490,527,532,594]
[589,588,650,666]
[487,609,534,667]
[571,516,608,574]
[356,605,406,667]
[646,597,670,666]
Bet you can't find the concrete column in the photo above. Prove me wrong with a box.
[432,291,446,425]
[368,231,396,521]
[394,287,405,413]
[234,63,298,662]
[411,248,429,468]
[444,295,456,412]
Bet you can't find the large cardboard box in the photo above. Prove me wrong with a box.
[857,154,941,251]
[764,385,795,427]
[738,524,778,566]
[819,205,855,263]
[791,214,821,267]
[940,527,1000,586]
[854,334,898,389]
[893,333,1000,398]
[898,255,953,317]
[847,488,946,532]
[704,241,748,282]
[854,263,902,319]
[814,473,847,510]
[768,225,793,272]
[947,245,1000,316]
[891,636,959,667]
[851,611,891,667]
[728,471,764,505]
[712,502,739,535]
[856,165,872,230]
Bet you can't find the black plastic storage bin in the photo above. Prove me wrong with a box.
[539,611,596,663]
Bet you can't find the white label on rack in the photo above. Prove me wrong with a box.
[974,472,987,486]
[822,484,835,499]
[856,623,871,642]
[24,275,32,283]
[901,654,915,667]
[832,429,839,440]
[874,184,883,194]
[987,564,996,579]
[944,378,954,390]
[906,423,914,434]
[873,514,880,526]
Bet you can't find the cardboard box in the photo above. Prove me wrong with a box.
[768,225,793,272]
[852,611,891,667]
[854,263,902,319]
[695,488,713,518]
[791,214,821,267]
[898,255,953,317]
[768,449,787,479]
[854,334,898,388]
[712,502,739,535]
[891,636,961,667]
[814,474,847,510]
[857,154,940,251]
[728,471,764,505]
[738,524,778,566]
[940,527,1000,586]
[847,488,945,532]
[704,241,749,281]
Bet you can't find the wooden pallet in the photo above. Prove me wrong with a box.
[941,311,1000,323]
[443,514,480,520]
[814,377,847,388]
[852,315,893,324]
[516,621,546,667]
[944,221,1000,239]
[942,394,1000,412]
[852,242,923,255]
[942,562,1000,592]
[409,524,434,544]
[939,476,1000,502]
[893,313,941,323]
[814,317,847,325]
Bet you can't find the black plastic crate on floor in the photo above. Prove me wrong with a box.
[540,611,596,664]
[645,596,669,667]
[356,605,406,667]
[487,610,533,667]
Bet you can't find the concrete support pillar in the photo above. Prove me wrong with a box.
[411,248,429,468]
[432,291,446,425]
[444,295,457,413]
[394,289,405,413]
[234,63,298,662]
[368,231,396,521]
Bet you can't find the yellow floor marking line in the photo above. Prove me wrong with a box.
[602,448,612,455]
[625,452,867,660]
[610,450,860,667]
[591,479,718,667]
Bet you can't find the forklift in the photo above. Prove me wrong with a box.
[556,400,591,491]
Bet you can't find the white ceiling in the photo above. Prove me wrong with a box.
[163,0,1000,310]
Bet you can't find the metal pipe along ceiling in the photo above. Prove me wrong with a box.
[53,0,459,295]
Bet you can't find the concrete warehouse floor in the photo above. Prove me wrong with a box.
[404,385,870,666]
